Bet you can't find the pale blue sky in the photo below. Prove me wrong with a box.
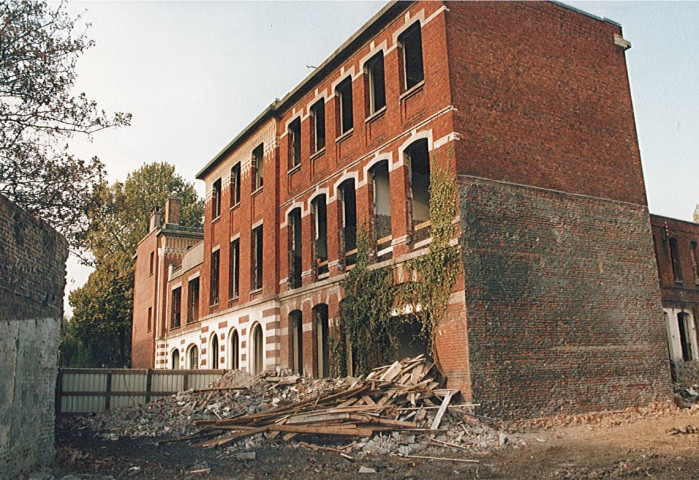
[63,1,699,312]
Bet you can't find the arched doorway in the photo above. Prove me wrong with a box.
[171,349,180,370]
[313,304,329,378]
[210,334,219,369]
[187,345,199,369]
[229,329,239,370]
[289,310,303,375]
[251,323,264,374]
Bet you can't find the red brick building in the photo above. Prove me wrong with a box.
[133,1,674,418]
[650,215,699,364]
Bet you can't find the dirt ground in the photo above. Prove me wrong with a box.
[43,405,699,480]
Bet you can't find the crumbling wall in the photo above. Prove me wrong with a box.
[459,178,672,419]
[0,194,68,478]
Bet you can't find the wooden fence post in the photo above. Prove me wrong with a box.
[105,370,112,411]
[145,369,153,404]
[55,369,63,415]
[183,371,189,391]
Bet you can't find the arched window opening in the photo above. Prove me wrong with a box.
[288,208,302,289]
[229,329,239,370]
[370,161,392,261]
[210,334,219,369]
[313,304,329,378]
[678,312,695,361]
[290,310,303,375]
[188,345,199,369]
[171,349,180,370]
[339,179,357,267]
[405,139,431,244]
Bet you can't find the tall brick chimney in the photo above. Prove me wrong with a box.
[164,197,181,225]
[149,206,162,232]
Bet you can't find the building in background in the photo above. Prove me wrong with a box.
[650,215,699,367]
[132,1,677,418]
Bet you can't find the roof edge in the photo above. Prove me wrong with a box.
[196,1,409,181]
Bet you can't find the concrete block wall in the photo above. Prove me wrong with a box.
[0,194,68,478]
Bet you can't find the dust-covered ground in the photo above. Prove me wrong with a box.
[30,404,697,480]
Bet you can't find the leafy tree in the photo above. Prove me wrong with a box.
[66,163,203,367]
[0,0,131,249]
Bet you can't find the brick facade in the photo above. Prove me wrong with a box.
[133,1,674,418]
[0,194,68,478]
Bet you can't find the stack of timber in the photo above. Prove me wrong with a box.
[192,355,461,448]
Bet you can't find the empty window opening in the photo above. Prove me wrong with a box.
[252,143,264,191]
[290,310,303,375]
[171,349,180,370]
[288,208,302,289]
[405,139,431,244]
[229,330,239,370]
[188,345,199,369]
[210,334,219,369]
[669,238,682,283]
[312,195,328,278]
[187,277,199,323]
[210,250,220,305]
[289,117,301,169]
[678,312,694,361]
[149,251,155,276]
[252,226,263,291]
[314,304,329,378]
[370,161,392,260]
[336,77,353,135]
[339,180,357,267]
[691,241,699,285]
[229,239,240,299]
[310,99,326,153]
[230,163,241,207]
[171,286,182,329]
[365,53,386,115]
[399,22,424,91]
[212,179,222,219]
[251,323,264,374]
[147,307,152,332]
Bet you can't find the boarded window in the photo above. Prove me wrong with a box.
[336,77,353,135]
[399,22,424,91]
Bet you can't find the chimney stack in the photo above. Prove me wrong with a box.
[149,206,162,232]
[164,197,181,225]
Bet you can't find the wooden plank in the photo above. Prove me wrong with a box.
[379,361,402,382]
[430,390,454,430]
[269,424,375,437]
[286,412,351,425]
[361,395,376,406]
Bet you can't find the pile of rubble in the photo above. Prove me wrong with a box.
[64,356,505,455]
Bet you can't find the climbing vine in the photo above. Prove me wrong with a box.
[331,148,460,377]
[397,150,460,372]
